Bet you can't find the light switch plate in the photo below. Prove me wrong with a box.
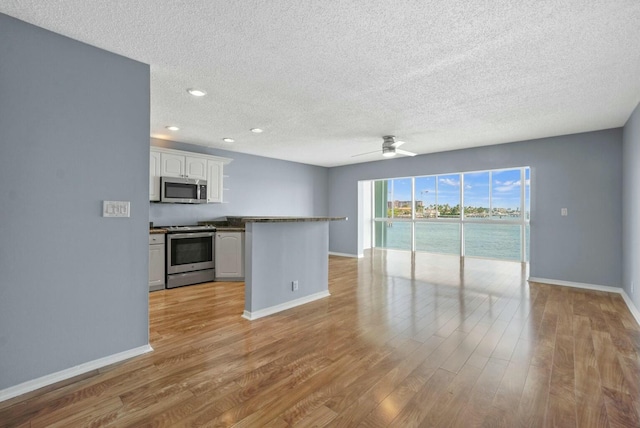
[103,201,130,217]
[561,208,568,216]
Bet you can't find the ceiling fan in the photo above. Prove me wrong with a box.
[352,136,417,158]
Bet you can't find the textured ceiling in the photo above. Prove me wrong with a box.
[2,1,639,167]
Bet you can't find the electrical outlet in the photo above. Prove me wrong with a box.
[561,208,568,216]
[292,280,299,291]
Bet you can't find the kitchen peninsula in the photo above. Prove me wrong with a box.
[232,216,347,320]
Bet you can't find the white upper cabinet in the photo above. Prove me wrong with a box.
[150,147,232,203]
[185,156,207,181]
[160,153,185,178]
[149,150,162,201]
[207,160,223,203]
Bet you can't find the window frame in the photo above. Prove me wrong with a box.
[372,166,530,261]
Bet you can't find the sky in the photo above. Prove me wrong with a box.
[388,168,530,210]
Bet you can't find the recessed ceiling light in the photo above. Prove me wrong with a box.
[250,128,263,133]
[165,126,180,131]
[187,88,206,97]
[222,138,235,143]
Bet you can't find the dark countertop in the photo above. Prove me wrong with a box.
[199,216,347,229]
[198,221,244,231]
[151,226,243,233]
[215,227,246,232]
[227,216,347,223]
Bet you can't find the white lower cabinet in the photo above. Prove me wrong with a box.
[215,232,244,281]
[149,233,165,291]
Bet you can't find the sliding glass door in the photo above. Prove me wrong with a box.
[372,167,530,262]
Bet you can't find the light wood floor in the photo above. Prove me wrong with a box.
[2,251,640,427]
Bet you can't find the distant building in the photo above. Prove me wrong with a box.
[389,200,423,209]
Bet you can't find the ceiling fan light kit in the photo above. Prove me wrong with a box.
[383,135,416,157]
[382,139,397,157]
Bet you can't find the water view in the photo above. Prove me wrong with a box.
[373,167,531,262]
[375,221,530,261]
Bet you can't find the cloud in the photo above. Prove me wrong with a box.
[494,180,522,193]
[439,178,459,187]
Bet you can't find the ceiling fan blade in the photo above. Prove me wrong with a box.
[354,137,414,159]
[351,150,380,157]
[396,149,417,157]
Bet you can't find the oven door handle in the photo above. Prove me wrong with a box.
[168,232,215,239]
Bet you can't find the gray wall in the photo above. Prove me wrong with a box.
[0,14,150,390]
[245,222,329,313]
[623,102,640,312]
[149,139,329,225]
[329,129,623,288]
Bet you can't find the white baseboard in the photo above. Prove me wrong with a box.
[0,344,153,403]
[528,277,622,293]
[528,277,640,326]
[619,291,640,326]
[328,251,362,258]
[242,290,331,321]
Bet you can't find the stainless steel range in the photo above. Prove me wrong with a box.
[164,225,216,288]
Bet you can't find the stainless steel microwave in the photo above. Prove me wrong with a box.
[160,177,207,204]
